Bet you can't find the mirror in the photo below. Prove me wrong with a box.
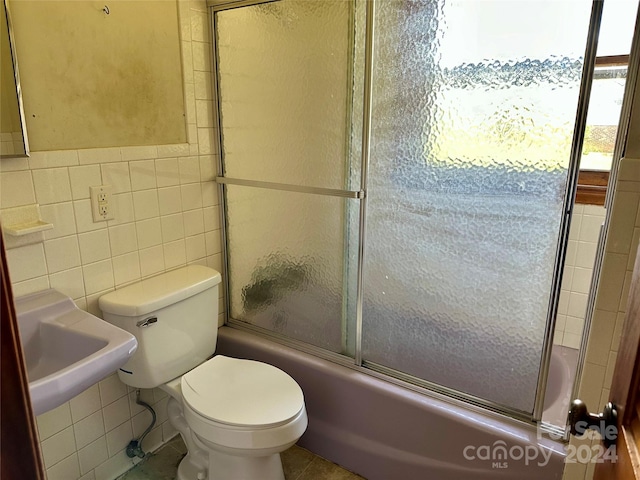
[1,0,28,158]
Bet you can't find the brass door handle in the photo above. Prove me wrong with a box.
[568,399,618,447]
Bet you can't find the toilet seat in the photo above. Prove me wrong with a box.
[181,355,305,428]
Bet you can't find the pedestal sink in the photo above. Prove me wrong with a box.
[15,289,138,415]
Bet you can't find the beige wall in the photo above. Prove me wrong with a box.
[10,0,186,151]
[0,1,221,479]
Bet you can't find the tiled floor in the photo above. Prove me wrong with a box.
[119,435,365,480]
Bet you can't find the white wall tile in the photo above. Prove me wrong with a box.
[29,150,79,169]
[579,214,604,241]
[109,223,138,256]
[46,453,80,480]
[12,275,50,297]
[70,385,102,423]
[49,267,86,300]
[108,192,136,226]
[136,218,163,249]
[0,156,29,172]
[178,156,200,184]
[41,426,77,469]
[207,252,223,273]
[78,229,111,264]
[105,421,133,457]
[86,289,111,318]
[6,243,47,282]
[204,230,222,256]
[41,202,77,239]
[83,260,115,295]
[186,234,206,262]
[161,213,184,242]
[201,181,217,207]
[162,422,178,443]
[130,160,157,191]
[191,41,211,72]
[78,147,122,165]
[158,186,183,215]
[575,241,598,269]
[99,374,128,407]
[79,470,96,480]
[157,143,190,158]
[139,245,165,277]
[74,199,104,233]
[183,209,204,236]
[203,206,220,231]
[0,170,35,208]
[194,71,212,100]
[155,158,180,187]
[164,240,187,269]
[197,127,214,154]
[190,10,209,42]
[596,253,629,312]
[78,437,109,475]
[74,411,105,450]
[578,362,606,410]
[121,145,158,162]
[102,396,131,432]
[567,292,588,319]
[132,190,159,220]
[44,236,81,273]
[606,191,640,254]
[101,163,131,194]
[195,100,213,128]
[571,267,592,294]
[132,410,154,440]
[69,165,102,200]
[181,183,203,210]
[184,82,196,125]
[112,252,141,286]
[37,403,73,441]
[199,155,215,181]
[94,450,135,480]
[33,168,73,204]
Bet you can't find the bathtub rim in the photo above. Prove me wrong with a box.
[224,320,569,443]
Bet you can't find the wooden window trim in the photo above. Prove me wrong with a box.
[576,169,609,206]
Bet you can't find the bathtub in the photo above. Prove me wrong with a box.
[215,327,566,480]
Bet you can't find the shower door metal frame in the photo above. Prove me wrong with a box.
[207,0,607,427]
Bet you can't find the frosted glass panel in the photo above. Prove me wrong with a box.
[226,186,357,354]
[363,0,593,413]
[216,0,357,190]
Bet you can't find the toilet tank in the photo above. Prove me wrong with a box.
[99,265,221,389]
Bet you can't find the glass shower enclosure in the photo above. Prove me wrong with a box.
[211,0,600,421]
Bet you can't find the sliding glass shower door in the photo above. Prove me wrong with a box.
[215,0,362,355]
[362,0,594,413]
[213,0,599,418]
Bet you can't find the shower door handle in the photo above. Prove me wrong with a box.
[568,399,618,447]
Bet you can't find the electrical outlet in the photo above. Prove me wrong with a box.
[90,185,114,222]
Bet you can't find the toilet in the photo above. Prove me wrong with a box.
[98,265,307,480]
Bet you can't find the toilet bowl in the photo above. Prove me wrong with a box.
[98,266,308,480]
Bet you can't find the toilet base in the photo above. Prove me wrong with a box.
[208,450,285,480]
[177,453,207,480]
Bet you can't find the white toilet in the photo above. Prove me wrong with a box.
[98,265,307,480]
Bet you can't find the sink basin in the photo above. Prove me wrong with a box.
[15,289,138,415]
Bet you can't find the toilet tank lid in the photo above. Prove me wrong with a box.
[99,266,221,317]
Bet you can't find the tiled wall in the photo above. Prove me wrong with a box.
[562,157,640,480]
[554,204,607,349]
[0,1,223,479]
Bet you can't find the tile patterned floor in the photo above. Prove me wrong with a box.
[119,435,365,480]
